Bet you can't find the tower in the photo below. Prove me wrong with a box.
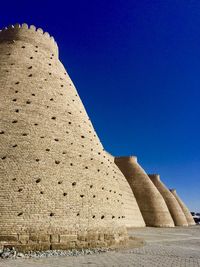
[148,174,188,226]
[0,23,129,251]
[170,189,195,226]
[105,152,145,228]
[115,156,174,227]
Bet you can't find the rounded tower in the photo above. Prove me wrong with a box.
[0,24,129,251]
[105,152,145,228]
[170,189,195,226]
[114,156,174,227]
[148,174,188,226]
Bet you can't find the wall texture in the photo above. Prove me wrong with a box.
[105,152,145,228]
[148,174,188,226]
[114,156,174,227]
[0,24,129,251]
[170,189,195,226]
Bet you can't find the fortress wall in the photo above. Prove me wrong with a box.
[148,174,188,226]
[114,156,174,227]
[105,152,145,228]
[0,24,129,251]
[170,189,195,226]
[0,24,58,57]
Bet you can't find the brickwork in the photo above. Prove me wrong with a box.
[0,24,129,250]
[0,23,194,252]
[114,156,174,227]
[148,174,188,226]
[170,189,195,226]
[105,152,145,228]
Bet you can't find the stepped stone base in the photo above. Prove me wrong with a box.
[0,227,128,252]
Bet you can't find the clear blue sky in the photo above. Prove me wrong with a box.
[1,0,199,211]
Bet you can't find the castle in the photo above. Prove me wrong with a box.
[0,24,195,251]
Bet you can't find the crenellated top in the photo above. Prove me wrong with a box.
[0,23,58,57]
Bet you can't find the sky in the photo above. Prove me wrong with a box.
[1,0,200,211]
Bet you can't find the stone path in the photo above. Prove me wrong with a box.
[0,226,200,267]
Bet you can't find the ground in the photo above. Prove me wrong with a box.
[0,226,200,267]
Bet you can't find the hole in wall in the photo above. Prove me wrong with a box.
[36,178,41,183]
[50,213,54,217]
[55,160,60,164]
[63,193,67,196]
[18,212,23,216]
[12,120,18,123]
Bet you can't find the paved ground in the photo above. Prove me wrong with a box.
[0,226,200,267]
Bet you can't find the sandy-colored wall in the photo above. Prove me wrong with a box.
[170,189,195,226]
[105,152,145,228]
[148,174,188,226]
[114,156,174,227]
[0,24,128,250]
